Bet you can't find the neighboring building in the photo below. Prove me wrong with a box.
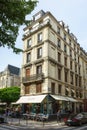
[17,10,87,114]
[0,64,20,88]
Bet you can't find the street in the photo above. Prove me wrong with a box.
[0,123,87,130]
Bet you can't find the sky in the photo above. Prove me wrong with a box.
[0,0,87,71]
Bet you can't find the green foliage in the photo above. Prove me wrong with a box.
[0,0,38,53]
[0,86,20,105]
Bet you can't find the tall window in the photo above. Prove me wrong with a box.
[37,65,42,74]
[75,64,77,72]
[25,86,30,94]
[57,38,61,48]
[51,82,55,94]
[57,26,60,34]
[26,68,30,77]
[65,71,68,82]
[58,68,61,80]
[64,44,67,53]
[70,49,72,57]
[75,75,78,86]
[36,83,42,93]
[70,60,72,70]
[38,32,42,42]
[64,57,67,66]
[27,38,31,48]
[27,52,31,63]
[58,84,62,94]
[37,47,42,58]
[58,52,61,62]
[70,73,73,84]
[64,33,66,41]
[69,39,71,45]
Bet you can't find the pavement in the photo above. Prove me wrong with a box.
[6,117,65,129]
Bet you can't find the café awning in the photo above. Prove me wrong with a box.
[66,97,77,102]
[16,94,47,104]
[50,95,69,101]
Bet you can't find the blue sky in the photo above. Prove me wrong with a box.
[0,0,87,71]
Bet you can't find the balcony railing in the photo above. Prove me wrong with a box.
[22,73,44,84]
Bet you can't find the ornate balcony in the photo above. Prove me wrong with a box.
[22,73,44,84]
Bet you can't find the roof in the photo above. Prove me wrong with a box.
[7,64,20,75]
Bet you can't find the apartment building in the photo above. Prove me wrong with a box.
[0,64,20,88]
[17,10,87,114]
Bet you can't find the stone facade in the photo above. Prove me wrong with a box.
[21,10,87,113]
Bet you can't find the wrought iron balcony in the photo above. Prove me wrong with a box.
[22,73,44,84]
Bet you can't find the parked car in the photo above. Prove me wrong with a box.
[64,112,87,126]
[36,113,49,121]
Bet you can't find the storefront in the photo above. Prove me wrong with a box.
[16,94,77,114]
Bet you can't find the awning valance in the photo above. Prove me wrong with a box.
[50,95,69,101]
[16,94,47,104]
[50,95,77,102]
[66,97,77,102]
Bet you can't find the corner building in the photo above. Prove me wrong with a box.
[17,10,87,114]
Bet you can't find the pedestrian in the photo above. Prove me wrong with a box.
[57,109,61,123]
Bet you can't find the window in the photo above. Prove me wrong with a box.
[27,38,31,48]
[70,49,72,57]
[51,82,55,94]
[58,68,61,80]
[70,60,72,70]
[65,88,69,96]
[36,83,42,93]
[75,75,78,86]
[70,73,73,84]
[75,64,77,72]
[79,76,82,87]
[37,65,42,74]
[38,32,42,42]
[26,68,30,77]
[65,71,68,82]
[58,52,61,62]
[69,39,71,45]
[64,57,67,66]
[25,86,30,94]
[27,52,31,63]
[57,38,61,48]
[64,44,67,53]
[57,26,60,34]
[58,84,62,94]
[37,47,42,58]
[71,90,74,97]
[64,33,66,41]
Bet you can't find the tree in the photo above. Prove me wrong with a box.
[0,0,38,53]
[0,87,20,106]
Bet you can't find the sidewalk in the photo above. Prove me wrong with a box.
[6,117,65,128]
